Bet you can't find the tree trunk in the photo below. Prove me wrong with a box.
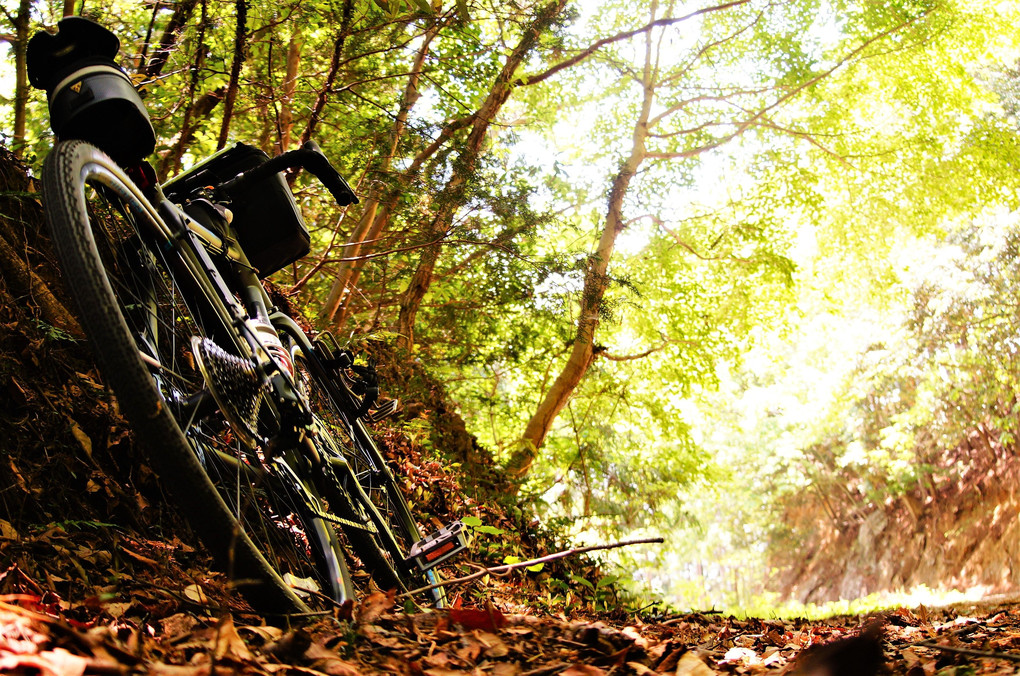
[10,0,30,159]
[504,1,658,480]
[158,0,213,180]
[278,28,302,153]
[142,0,199,78]
[160,90,224,179]
[301,0,354,146]
[217,0,249,150]
[392,0,569,350]
[318,24,439,322]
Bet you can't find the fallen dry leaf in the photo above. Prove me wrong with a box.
[448,605,507,632]
[0,647,89,676]
[305,641,363,676]
[182,584,207,604]
[357,589,396,625]
[211,615,253,662]
[560,665,606,676]
[675,652,715,676]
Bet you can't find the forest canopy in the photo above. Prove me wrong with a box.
[3,0,1020,608]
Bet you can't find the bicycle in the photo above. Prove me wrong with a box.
[27,16,465,615]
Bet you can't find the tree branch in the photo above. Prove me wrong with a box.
[399,537,665,599]
[599,345,666,362]
[512,0,753,88]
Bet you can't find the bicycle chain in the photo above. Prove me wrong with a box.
[313,507,379,534]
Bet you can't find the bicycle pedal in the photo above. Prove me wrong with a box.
[363,398,400,423]
[191,336,265,447]
[406,520,467,572]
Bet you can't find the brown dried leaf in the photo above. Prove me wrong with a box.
[675,652,715,676]
[0,647,89,676]
[306,641,363,675]
[357,589,396,625]
[158,613,200,640]
[0,519,18,540]
[67,420,92,459]
[560,666,606,676]
[183,584,207,604]
[211,615,253,662]
[474,630,508,658]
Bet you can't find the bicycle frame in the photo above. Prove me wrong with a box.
[145,173,418,558]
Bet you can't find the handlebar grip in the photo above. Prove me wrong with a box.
[300,140,359,207]
[219,142,359,207]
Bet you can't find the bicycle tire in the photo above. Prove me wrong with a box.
[42,140,353,614]
[293,349,445,606]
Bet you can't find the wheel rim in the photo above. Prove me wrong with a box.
[76,168,346,607]
[293,354,443,601]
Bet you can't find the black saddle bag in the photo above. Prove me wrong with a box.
[28,17,155,164]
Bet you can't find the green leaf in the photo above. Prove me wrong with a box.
[568,574,594,591]
[526,562,545,573]
[503,555,521,565]
[411,0,434,13]
[596,574,619,589]
[474,525,505,535]
[460,516,482,527]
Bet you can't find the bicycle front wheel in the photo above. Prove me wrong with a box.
[42,140,352,614]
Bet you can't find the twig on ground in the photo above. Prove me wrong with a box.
[399,537,665,599]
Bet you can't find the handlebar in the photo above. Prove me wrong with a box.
[221,140,359,207]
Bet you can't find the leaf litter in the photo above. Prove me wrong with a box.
[3,534,1020,676]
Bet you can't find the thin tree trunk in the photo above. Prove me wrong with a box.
[138,0,161,68]
[504,0,658,480]
[159,0,212,180]
[301,0,355,146]
[392,0,569,349]
[11,0,29,159]
[143,0,199,78]
[333,200,396,326]
[278,27,302,153]
[160,90,224,179]
[318,23,440,321]
[217,0,249,150]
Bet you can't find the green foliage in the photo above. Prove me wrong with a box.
[5,0,1020,612]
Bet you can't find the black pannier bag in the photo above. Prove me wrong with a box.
[27,17,156,165]
[163,143,311,278]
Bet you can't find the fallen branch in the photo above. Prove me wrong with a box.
[400,537,665,599]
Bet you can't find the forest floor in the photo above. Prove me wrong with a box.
[3,522,1020,676]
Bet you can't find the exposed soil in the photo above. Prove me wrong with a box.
[772,430,1020,605]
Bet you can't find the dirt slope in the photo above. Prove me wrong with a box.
[771,430,1020,604]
